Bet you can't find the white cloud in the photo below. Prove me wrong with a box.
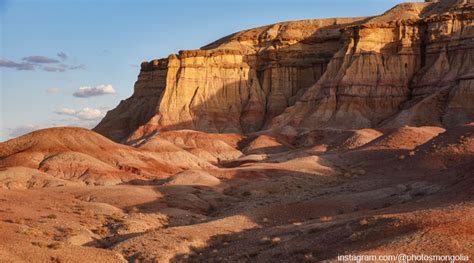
[73,84,116,98]
[46,87,60,93]
[54,107,106,120]
[76,108,105,120]
[55,108,77,115]
[6,124,43,139]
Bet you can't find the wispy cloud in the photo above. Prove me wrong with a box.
[46,87,61,94]
[3,106,108,141]
[3,120,97,140]
[23,55,59,64]
[43,66,66,72]
[73,84,116,98]
[42,64,85,72]
[1,54,84,72]
[6,124,48,139]
[68,65,86,70]
[0,59,35,70]
[57,52,68,60]
[54,107,106,120]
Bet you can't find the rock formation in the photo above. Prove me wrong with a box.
[273,0,474,131]
[95,0,474,143]
[95,17,367,142]
[1,1,474,262]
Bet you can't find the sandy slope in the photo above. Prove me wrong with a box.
[0,124,472,262]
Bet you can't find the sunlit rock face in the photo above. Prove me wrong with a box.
[94,0,474,142]
[272,0,474,131]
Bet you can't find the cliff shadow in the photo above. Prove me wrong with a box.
[110,155,474,261]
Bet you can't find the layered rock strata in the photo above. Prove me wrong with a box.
[95,0,474,142]
[95,17,367,142]
[272,0,474,131]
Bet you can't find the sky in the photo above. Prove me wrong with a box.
[0,0,421,141]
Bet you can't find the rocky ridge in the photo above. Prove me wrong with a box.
[95,0,474,143]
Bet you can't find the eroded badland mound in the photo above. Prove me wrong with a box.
[1,0,473,262]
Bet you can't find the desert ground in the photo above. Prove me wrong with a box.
[0,124,472,262]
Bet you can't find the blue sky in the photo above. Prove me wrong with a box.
[0,0,420,141]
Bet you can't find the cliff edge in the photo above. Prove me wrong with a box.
[94,0,474,142]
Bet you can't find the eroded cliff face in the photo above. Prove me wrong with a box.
[94,0,474,142]
[271,0,474,131]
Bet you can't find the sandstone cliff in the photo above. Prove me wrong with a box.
[272,0,474,131]
[94,0,474,142]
